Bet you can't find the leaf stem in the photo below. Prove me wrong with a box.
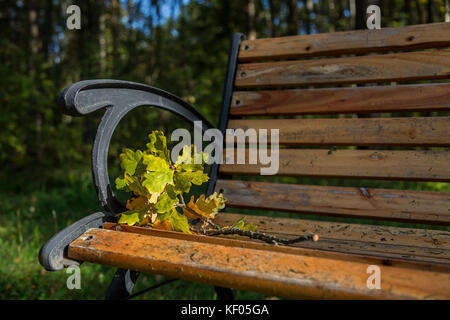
[179,194,186,207]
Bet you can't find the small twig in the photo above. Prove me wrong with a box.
[179,194,186,207]
[177,200,319,245]
[178,202,221,230]
[192,226,319,246]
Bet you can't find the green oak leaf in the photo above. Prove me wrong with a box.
[143,170,174,194]
[169,209,191,234]
[146,130,171,163]
[119,148,146,176]
[114,131,227,235]
[115,173,149,197]
[174,171,209,193]
[115,175,127,190]
[142,154,169,171]
[117,211,141,226]
[154,192,178,214]
[141,154,174,193]
[116,205,153,226]
[154,208,191,233]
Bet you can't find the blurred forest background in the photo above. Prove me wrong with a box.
[1,0,449,299]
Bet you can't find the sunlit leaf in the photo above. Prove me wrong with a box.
[117,211,141,226]
[146,130,171,163]
[175,145,206,172]
[116,205,154,226]
[169,209,191,234]
[114,131,227,235]
[154,192,178,213]
[143,170,174,193]
[232,217,257,231]
[184,192,226,219]
[119,148,146,175]
[153,218,173,231]
[174,171,209,193]
[116,173,150,197]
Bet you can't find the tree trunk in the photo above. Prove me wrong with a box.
[415,0,426,23]
[427,0,435,23]
[302,0,312,35]
[99,0,106,76]
[248,0,256,40]
[111,0,120,76]
[404,0,415,24]
[42,1,53,62]
[446,0,450,22]
[268,0,278,37]
[27,0,42,163]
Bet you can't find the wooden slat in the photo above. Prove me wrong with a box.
[212,213,450,265]
[230,83,450,116]
[239,22,450,61]
[235,50,450,88]
[227,117,450,147]
[219,149,450,181]
[102,222,450,273]
[215,180,450,225]
[68,228,450,299]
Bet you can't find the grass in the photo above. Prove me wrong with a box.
[0,173,268,300]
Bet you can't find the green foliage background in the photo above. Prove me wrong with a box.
[1,0,449,299]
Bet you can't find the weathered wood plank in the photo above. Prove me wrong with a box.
[212,213,450,265]
[227,117,450,147]
[215,180,450,225]
[102,222,450,273]
[235,50,450,88]
[68,228,450,299]
[230,83,450,116]
[219,149,450,181]
[213,213,450,251]
[239,22,450,61]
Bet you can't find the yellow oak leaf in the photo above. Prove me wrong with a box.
[182,206,199,220]
[153,219,173,231]
[149,192,161,204]
[184,192,226,219]
[126,196,149,210]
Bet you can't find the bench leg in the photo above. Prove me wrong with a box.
[105,269,233,300]
[105,268,139,300]
[214,286,234,300]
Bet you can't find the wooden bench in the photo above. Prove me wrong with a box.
[39,22,450,299]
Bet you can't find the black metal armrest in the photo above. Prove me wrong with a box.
[39,79,216,271]
[39,212,112,271]
[57,79,215,213]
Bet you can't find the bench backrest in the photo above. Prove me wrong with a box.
[213,22,450,226]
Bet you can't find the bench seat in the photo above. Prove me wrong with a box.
[68,214,450,299]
